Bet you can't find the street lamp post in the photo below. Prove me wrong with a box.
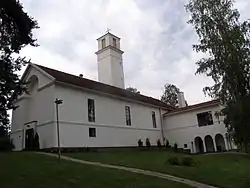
[55,98,63,161]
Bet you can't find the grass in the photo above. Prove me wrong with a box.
[0,152,191,188]
[67,150,250,188]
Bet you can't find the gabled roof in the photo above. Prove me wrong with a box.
[164,99,220,116]
[35,64,175,110]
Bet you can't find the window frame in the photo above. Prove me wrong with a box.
[88,98,95,122]
[152,111,157,128]
[197,111,214,127]
[113,38,117,48]
[125,106,131,126]
[101,38,106,48]
[89,127,96,137]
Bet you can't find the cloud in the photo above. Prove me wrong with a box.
[19,0,250,105]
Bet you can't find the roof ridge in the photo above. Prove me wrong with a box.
[34,64,174,110]
[165,99,220,115]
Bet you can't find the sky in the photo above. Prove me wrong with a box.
[19,0,250,105]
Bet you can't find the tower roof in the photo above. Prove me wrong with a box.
[96,32,120,40]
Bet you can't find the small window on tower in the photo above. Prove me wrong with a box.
[113,38,117,48]
[101,38,106,48]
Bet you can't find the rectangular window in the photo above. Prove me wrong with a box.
[88,99,95,122]
[197,111,213,127]
[152,111,157,128]
[89,128,96,137]
[101,38,106,48]
[125,106,131,126]
[113,38,117,48]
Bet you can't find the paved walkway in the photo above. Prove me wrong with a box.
[37,152,218,188]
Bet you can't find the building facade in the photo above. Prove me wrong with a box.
[11,32,235,153]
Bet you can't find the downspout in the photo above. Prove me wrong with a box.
[159,108,165,144]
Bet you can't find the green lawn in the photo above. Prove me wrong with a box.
[0,152,191,188]
[67,150,250,188]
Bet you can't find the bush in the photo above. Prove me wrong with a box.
[181,157,194,166]
[146,138,151,148]
[157,139,162,148]
[168,157,180,165]
[34,132,40,150]
[138,139,143,147]
[165,139,170,148]
[173,142,178,151]
[0,137,14,151]
[168,156,196,166]
[85,147,90,152]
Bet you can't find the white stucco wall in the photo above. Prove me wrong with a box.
[163,105,229,153]
[111,51,125,88]
[54,84,163,147]
[97,47,124,88]
[11,66,56,150]
[97,49,112,85]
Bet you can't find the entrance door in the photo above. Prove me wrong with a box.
[25,128,34,150]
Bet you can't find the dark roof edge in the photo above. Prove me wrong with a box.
[55,80,172,110]
[95,45,124,55]
[34,64,174,110]
[164,99,220,116]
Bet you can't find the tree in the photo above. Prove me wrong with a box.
[0,0,38,139]
[186,0,250,152]
[126,87,140,94]
[161,84,180,107]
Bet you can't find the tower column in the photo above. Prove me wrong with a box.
[95,32,125,89]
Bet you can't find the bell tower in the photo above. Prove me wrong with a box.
[95,32,125,89]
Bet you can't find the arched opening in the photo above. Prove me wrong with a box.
[215,134,226,152]
[204,135,215,152]
[194,137,204,153]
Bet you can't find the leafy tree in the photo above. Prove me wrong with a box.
[161,84,180,107]
[186,0,250,152]
[0,0,38,142]
[126,87,140,94]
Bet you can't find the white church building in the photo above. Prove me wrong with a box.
[11,32,235,153]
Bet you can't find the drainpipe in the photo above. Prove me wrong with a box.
[159,108,165,144]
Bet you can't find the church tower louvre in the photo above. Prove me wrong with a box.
[95,32,125,89]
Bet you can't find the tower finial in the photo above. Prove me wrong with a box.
[106,28,111,33]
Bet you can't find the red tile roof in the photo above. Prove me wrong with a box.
[35,64,174,110]
[164,99,220,116]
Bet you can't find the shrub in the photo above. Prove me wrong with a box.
[165,139,170,148]
[146,138,151,148]
[138,139,143,147]
[181,157,194,166]
[34,132,40,150]
[168,157,180,165]
[0,137,14,151]
[173,142,178,151]
[85,146,90,152]
[157,139,162,148]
